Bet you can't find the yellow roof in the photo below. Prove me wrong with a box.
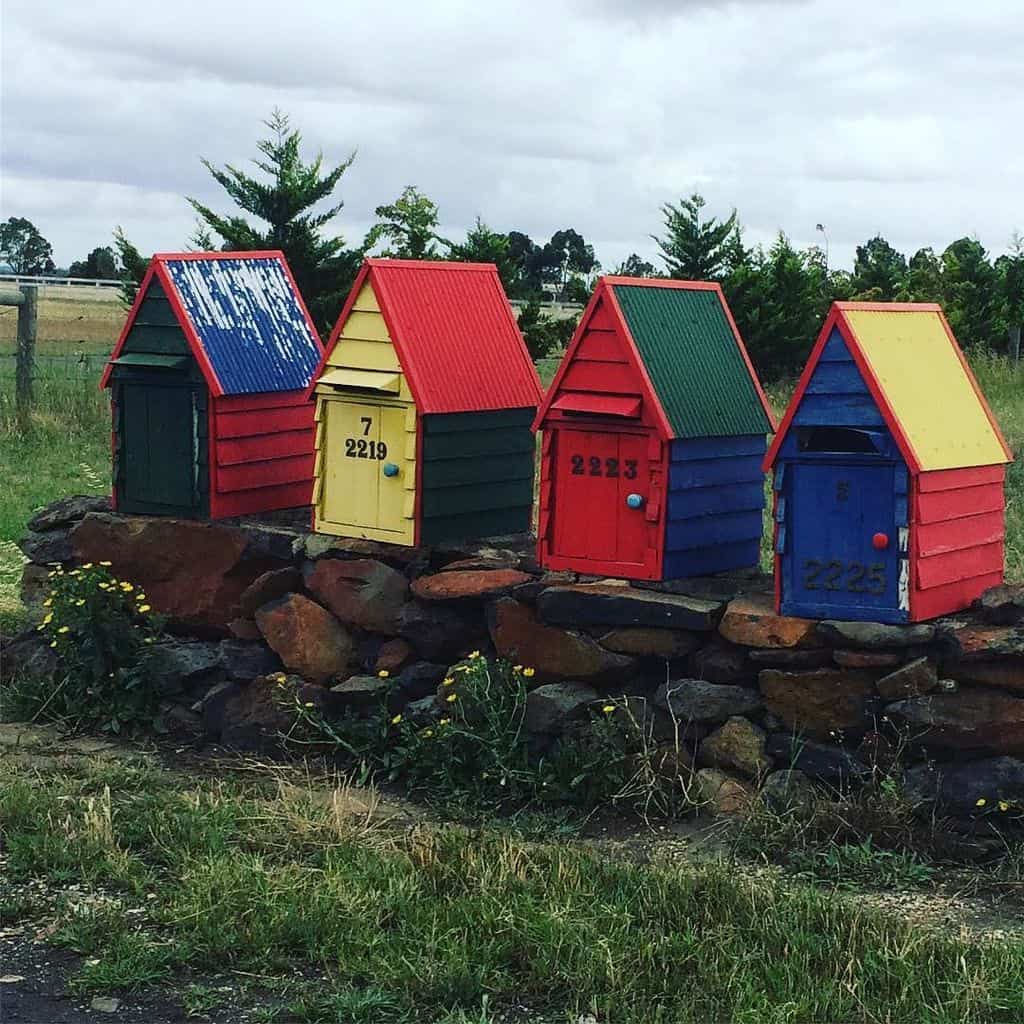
[841,305,1010,472]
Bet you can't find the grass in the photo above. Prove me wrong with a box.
[3,752,1024,1022]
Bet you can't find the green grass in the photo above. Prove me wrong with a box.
[3,754,1024,1022]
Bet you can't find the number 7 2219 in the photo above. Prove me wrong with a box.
[802,559,886,595]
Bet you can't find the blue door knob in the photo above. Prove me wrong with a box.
[626,493,644,509]
[382,462,400,477]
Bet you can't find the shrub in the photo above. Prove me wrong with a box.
[17,562,163,733]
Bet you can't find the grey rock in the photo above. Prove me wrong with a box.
[329,674,389,711]
[747,648,834,670]
[761,769,818,814]
[28,495,110,532]
[903,757,1024,818]
[392,662,448,702]
[525,682,599,735]
[18,528,73,565]
[405,695,442,725]
[654,679,763,723]
[147,640,223,695]
[537,585,725,632]
[90,996,121,1014]
[765,734,869,784]
[698,716,772,778]
[978,585,1024,626]
[816,620,936,649]
[397,601,486,660]
[875,656,938,701]
[218,640,282,682]
[688,642,752,684]
[239,567,304,617]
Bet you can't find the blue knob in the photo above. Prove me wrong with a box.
[626,493,644,509]
[382,462,400,478]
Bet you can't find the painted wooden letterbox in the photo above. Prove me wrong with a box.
[309,259,542,546]
[533,277,776,581]
[101,252,323,519]
[764,302,1012,623]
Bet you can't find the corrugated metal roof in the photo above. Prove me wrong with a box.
[610,282,774,439]
[365,259,542,414]
[161,254,322,395]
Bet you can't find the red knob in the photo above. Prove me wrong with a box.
[872,532,889,550]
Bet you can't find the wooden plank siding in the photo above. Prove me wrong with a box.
[119,277,192,357]
[792,328,886,430]
[419,408,536,544]
[208,390,315,518]
[663,435,766,578]
[911,465,1006,620]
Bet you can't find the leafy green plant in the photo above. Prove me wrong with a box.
[18,562,163,733]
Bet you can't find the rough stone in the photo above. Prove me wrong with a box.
[614,697,697,744]
[536,584,725,631]
[90,996,121,1014]
[698,716,772,778]
[305,558,409,634]
[430,536,536,573]
[943,623,1024,660]
[903,757,1024,818]
[375,638,414,675]
[398,601,486,660]
[411,568,532,602]
[218,640,282,682]
[239,567,304,617]
[816,620,936,649]
[156,703,203,739]
[654,679,763,723]
[232,520,305,563]
[392,662,448,704]
[761,769,818,815]
[255,594,353,684]
[978,585,1024,626]
[227,617,263,641]
[688,642,752,684]
[876,657,938,701]
[718,594,816,649]
[147,640,223,695]
[759,668,876,739]
[19,528,73,565]
[193,679,244,736]
[886,689,1024,756]
[303,532,425,569]
[647,744,694,781]
[329,674,390,710]
[0,631,60,684]
[72,513,275,631]
[596,627,702,659]
[765,734,869,784]
[405,695,442,725]
[942,658,1024,694]
[747,647,834,670]
[28,495,111,533]
[833,649,906,670]
[512,570,577,604]
[19,563,50,614]
[220,678,292,753]
[488,598,635,681]
[694,768,753,817]
[525,682,600,735]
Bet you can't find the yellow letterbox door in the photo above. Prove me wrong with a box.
[323,399,412,540]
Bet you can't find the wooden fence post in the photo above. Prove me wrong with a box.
[16,284,38,431]
[1010,324,1021,363]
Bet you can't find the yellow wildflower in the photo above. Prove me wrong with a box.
[513,664,523,673]
[304,702,315,709]
[58,626,70,634]
[422,729,434,738]
[98,582,110,590]
[82,563,94,570]
[50,640,58,648]
[976,798,987,808]
[391,714,402,725]
[135,593,147,601]
[442,677,455,686]
[378,670,390,678]
[120,582,134,592]
[446,693,458,703]
[439,718,451,726]
[75,599,85,607]
[1000,801,1010,812]
[43,598,52,607]
[138,604,152,613]
[42,613,53,625]
[602,704,616,714]
[522,667,536,678]
[144,637,154,645]
[99,561,112,567]
[453,665,469,673]
[468,650,481,660]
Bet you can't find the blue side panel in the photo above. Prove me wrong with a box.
[163,257,322,395]
[663,434,767,578]
[792,328,885,429]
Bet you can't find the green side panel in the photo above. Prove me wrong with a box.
[113,353,190,369]
[114,378,208,517]
[419,411,535,543]
[611,284,772,439]
[121,279,191,356]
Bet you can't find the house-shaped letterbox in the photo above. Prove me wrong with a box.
[533,277,776,581]
[308,258,542,546]
[100,251,323,519]
[764,302,1012,623]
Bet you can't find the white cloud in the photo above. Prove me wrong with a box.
[1,0,1022,272]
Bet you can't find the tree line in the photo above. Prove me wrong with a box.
[3,110,1022,380]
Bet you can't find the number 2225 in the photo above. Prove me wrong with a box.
[802,559,886,595]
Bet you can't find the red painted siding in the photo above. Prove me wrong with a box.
[911,465,1006,620]
[208,390,315,518]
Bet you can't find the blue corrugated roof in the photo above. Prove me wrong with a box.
[162,255,322,395]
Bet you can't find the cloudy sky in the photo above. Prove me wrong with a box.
[2,0,1022,272]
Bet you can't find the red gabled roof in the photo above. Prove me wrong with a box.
[311,258,542,414]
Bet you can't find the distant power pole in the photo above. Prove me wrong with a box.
[816,223,830,271]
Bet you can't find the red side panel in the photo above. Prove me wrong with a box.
[207,390,315,519]
[910,466,1006,621]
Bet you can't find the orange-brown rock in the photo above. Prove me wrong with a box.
[410,569,532,602]
[759,668,876,739]
[304,558,409,634]
[255,594,354,684]
[718,594,816,649]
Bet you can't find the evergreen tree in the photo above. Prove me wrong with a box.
[941,237,998,349]
[653,194,738,280]
[851,236,907,300]
[112,226,149,308]
[996,233,1024,358]
[68,246,118,279]
[448,218,517,290]
[613,253,658,278]
[364,186,449,260]
[188,109,357,330]
[899,247,943,303]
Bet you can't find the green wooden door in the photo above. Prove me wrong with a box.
[120,383,199,514]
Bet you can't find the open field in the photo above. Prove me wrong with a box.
[2,725,1024,1023]
[2,294,1024,625]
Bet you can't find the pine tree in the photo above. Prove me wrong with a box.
[112,226,149,308]
[653,194,738,280]
[188,109,357,329]
[363,186,450,260]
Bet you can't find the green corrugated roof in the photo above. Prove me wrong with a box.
[611,284,771,439]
